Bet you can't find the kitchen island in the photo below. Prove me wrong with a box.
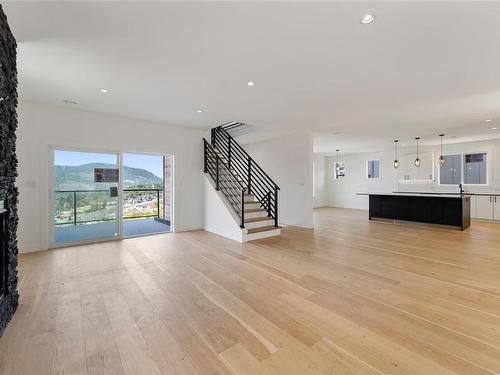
[357,192,471,230]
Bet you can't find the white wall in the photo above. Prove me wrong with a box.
[16,101,206,252]
[321,138,500,210]
[313,154,327,207]
[244,131,314,228]
[203,175,243,242]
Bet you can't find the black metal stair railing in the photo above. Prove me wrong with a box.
[204,139,247,228]
[206,125,280,228]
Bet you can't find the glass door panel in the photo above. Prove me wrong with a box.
[122,153,171,237]
[53,150,120,246]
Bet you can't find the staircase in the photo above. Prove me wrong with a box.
[203,122,281,241]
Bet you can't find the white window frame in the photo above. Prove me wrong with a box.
[437,153,462,187]
[437,151,489,186]
[366,159,381,180]
[463,152,489,186]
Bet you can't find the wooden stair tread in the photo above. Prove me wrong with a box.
[245,208,266,213]
[244,216,272,223]
[246,225,281,234]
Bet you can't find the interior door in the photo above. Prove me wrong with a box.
[52,149,121,247]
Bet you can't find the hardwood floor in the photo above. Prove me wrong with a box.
[2,207,500,374]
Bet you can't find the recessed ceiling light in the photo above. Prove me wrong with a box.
[63,100,76,105]
[99,88,109,93]
[197,110,203,113]
[361,14,375,24]
[247,81,255,86]
[485,119,493,122]
[492,127,498,130]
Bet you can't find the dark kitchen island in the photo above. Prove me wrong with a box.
[357,193,471,231]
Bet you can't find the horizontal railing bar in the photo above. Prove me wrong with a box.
[54,213,160,226]
[123,189,162,192]
[204,139,246,189]
[249,169,276,191]
[215,137,277,190]
[55,190,108,193]
[55,189,162,193]
[218,128,280,190]
[123,214,161,219]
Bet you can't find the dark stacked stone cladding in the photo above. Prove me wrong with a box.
[0,4,19,337]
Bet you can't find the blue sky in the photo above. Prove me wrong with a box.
[54,150,163,178]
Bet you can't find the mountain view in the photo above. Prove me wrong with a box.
[55,163,163,190]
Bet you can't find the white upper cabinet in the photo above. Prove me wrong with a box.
[398,152,435,181]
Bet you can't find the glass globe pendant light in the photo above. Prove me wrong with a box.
[414,137,421,168]
[438,134,445,167]
[335,149,340,172]
[393,140,399,168]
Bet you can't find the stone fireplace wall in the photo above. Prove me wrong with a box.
[0,4,18,336]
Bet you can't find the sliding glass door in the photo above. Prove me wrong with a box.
[51,149,172,247]
[52,149,121,247]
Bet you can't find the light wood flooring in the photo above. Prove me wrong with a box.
[2,208,500,374]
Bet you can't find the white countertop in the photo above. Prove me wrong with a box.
[357,192,469,198]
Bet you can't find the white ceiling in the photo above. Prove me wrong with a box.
[3,1,500,153]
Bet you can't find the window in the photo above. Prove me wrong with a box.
[366,160,380,179]
[439,154,462,185]
[438,152,488,185]
[334,162,345,180]
[464,153,487,185]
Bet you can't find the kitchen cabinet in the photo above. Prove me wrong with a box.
[398,152,435,181]
[475,195,495,220]
[495,196,500,220]
[470,196,477,218]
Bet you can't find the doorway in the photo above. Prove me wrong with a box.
[51,148,172,247]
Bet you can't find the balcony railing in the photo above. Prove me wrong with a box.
[54,189,163,226]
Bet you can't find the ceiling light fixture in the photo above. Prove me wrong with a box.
[492,127,498,130]
[485,119,493,122]
[361,14,375,24]
[247,81,255,86]
[438,134,446,167]
[99,88,109,93]
[414,137,421,168]
[197,109,203,113]
[335,149,341,172]
[393,140,399,169]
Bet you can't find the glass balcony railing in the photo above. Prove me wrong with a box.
[54,189,163,226]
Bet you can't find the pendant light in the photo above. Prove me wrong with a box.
[438,134,445,167]
[414,137,421,168]
[335,149,340,172]
[393,140,399,168]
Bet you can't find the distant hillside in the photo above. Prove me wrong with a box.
[55,163,162,190]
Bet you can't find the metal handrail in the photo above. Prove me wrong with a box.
[54,188,163,226]
[214,127,280,189]
[204,139,246,227]
[207,126,279,227]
